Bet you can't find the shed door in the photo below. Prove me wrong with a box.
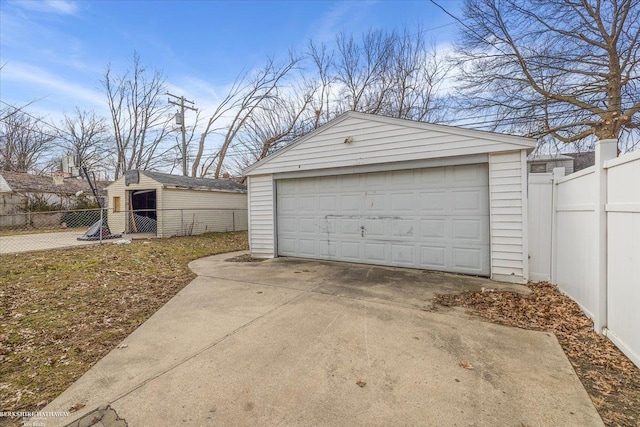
[276,164,490,275]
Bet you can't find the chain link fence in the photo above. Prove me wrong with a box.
[0,208,248,254]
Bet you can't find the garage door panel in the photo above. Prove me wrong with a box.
[420,246,447,268]
[419,167,446,186]
[420,191,446,212]
[420,219,446,239]
[318,241,337,257]
[278,216,298,233]
[452,219,485,241]
[365,242,386,262]
[341,218,361,236]
[299,218,316,234]
[276,164,490,275]
[364,218,386,237]
[340,194,362,212]
[318,195,337,211]
[392,219,417,239]
[366,193,386,211]
[391,244,416,266]
[340,241,362,261]
[391,193,414,212]
[298,239,316,257]
[278,238,298,255]
[452,247,485,271]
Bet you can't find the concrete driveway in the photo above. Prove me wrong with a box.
[41,252,603,427]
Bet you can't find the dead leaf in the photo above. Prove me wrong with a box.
[69,402,85,412]
[459,360,474,370]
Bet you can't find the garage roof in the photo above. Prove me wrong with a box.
[244,111,536,176]
[140,171,246,193]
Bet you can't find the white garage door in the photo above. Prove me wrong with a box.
[276,164,490,275]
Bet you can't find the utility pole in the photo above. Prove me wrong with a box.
[167,93,197,176]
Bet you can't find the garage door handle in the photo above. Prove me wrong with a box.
[360,225,365,237]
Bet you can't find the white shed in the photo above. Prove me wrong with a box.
[106,170,248,238]
[243,112,536,284]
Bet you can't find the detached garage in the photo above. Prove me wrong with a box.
[243,112,535,284]
[107,170,248,238]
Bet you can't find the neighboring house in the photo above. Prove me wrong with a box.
[0,171,108,226]
[106,170,248,238]
[527,151,596,175]
[527,154,575,174]
[243,111,536,284]
[566,151,595,172]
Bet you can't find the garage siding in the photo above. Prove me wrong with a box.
[489,151,528,283]
[249,114,533,175]
[248,174,276,258]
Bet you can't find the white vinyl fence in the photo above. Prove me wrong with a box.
[528,139,640,368]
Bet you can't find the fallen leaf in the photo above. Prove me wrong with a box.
[69,402,85,412]
[459,360,473,370]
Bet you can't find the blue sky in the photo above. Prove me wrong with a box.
[0,0,462,122]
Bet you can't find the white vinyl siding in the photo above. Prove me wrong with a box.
[248,175,276,258]
[489,151,528,283]
[247,113,534,176]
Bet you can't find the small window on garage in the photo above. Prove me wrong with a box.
[113,196,121,213]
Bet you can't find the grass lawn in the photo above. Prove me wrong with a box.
[0,231,248,422]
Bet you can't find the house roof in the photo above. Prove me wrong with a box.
[0,171,110,196]
[140,170,247,193]
[244,111,536,176]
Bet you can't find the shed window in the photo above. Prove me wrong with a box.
[113,196,121,213]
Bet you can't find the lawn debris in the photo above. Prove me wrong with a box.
[434,281,640,427]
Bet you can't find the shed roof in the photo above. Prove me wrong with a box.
[0,171,110,195]
[527,154,574,162]
[139,170,246,193]
[244,111,536,176]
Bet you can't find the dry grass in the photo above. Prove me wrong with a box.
[0,231,248,423]
[434,282,640,427]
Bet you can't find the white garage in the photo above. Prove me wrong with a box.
[244,112,535,284]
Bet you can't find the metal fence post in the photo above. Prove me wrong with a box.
[233,210,236,231]
[181,209,184,236]
[99,208,103,243]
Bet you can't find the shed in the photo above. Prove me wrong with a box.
[527,153,575,174]
[106,170,248,238]
[243,111,536,284]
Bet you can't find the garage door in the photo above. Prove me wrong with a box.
[276,164,490,275]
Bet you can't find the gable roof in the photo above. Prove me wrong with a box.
[140,170,246,193]
[0,171,110,196]
[244,111,536,176]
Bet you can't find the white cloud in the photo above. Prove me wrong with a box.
[1,61,105,109]
[9,0,79,15]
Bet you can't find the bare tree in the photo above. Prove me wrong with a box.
[335,30,395,113]
[455,0,640,148]
[56,108,110,172]
[192,54,300,178]
[234,85,315,170]
[306,41,338,129]
[102,52,174,178]
[0,107,55,173]
[383,28,451,122]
